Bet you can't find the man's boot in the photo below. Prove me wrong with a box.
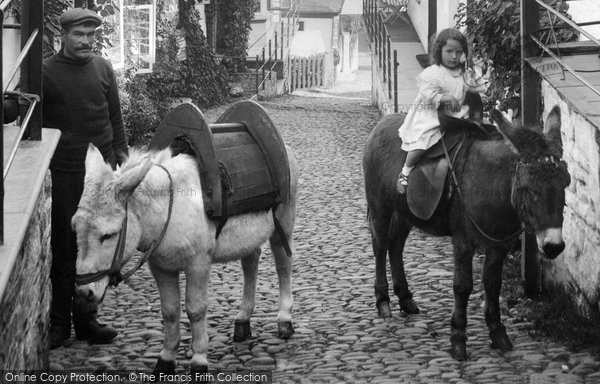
[49,323,71,349]
[73,297,117,344]
[49,254,74,350]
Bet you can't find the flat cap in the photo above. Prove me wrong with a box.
[60,8,102,28]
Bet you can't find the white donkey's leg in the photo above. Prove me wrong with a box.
[270,206,295,339]
[149,266,180,376]
[185,260,211,373]
[233,250,260,341]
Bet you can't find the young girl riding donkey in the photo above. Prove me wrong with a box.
[397,28,485,194]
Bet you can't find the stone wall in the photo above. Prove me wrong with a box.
[540,80,600,317]
[0,171,52,369]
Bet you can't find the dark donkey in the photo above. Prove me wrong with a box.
[362,106,571,360]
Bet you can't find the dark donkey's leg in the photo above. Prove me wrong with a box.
[388,213,418,314]
[483,246,513,352]
[370,210,392,318]
[450,237,474,361]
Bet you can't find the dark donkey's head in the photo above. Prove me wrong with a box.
[491,107,571,259]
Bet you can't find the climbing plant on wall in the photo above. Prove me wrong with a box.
[215,0,255,57]
[144,0,229,111]
[456,0,579,113]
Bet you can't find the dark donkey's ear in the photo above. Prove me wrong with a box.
[544,106,563,157]
[416,54,432,69]
[490,109,520,154]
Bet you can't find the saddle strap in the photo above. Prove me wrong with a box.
[272,207,292,257]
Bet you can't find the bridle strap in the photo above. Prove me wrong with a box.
[75,163,174,287]
[440,135,523,243]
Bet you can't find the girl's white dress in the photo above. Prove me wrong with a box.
[399,64,469,151]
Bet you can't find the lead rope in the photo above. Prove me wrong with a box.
[119,164,175,283]
[440,137,523,243]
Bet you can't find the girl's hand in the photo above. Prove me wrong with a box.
[439,95,460,113]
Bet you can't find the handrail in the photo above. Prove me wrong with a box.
[363,0,401,113]
[250,0,299,97]
[3,97,39,180]
[0,0,44,243]
[533,0,600,47]
[248,1,299,51]
[525,0,600,98]
[530,34,600,98]
[4,28,38,93]
[0,0,13,13]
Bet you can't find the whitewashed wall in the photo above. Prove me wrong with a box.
[407,0,429,51]
[408,0,464,53]
[303,18,335,51]
[436,0,464,32]
[540,80,600,317]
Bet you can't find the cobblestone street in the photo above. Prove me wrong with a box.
[50,68,600,383]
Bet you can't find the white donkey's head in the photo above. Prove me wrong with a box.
[73,144,153,303]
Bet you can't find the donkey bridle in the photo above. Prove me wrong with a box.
[75,164,175,287]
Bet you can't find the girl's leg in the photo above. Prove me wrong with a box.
[397,149,426,194]
[405,149,426,168]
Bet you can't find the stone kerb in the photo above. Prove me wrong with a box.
[540,80,600,318]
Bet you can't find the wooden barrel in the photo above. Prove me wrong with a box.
[211,123,277,216]
[148,100,289,220]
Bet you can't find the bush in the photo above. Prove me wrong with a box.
[456,0,579,113]
[118,69,160,146]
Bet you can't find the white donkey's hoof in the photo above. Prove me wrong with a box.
[152,358,175,382]
[278,321,294,339]
[190,364,208,382]
[233,319,251,341]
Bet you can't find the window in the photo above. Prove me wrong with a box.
[105,0,156,73]
[268,0,291,10]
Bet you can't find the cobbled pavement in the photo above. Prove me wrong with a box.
[50,70,600,384]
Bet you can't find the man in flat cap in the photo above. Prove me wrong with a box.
[43,7,128,349]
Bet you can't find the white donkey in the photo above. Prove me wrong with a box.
[72,144,297,375]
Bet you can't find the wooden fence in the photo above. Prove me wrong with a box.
[289,54,326,92]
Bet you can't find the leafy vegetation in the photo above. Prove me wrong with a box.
[456,0,579,113]
[501,252,600,351]
[211,0,256,72]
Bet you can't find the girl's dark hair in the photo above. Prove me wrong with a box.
[431,28,469,67]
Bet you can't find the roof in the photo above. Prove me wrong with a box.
[298,0,345,15]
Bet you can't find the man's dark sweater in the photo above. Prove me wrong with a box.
[43,51,128,171]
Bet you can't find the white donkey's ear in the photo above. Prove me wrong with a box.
[116,159,153,197]
[85,144,112,177]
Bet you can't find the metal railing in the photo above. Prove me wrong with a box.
[254,1,299,97]
[0,0,44,243]
[216,1,299,99]
[363,0,400,112]
[526,0,600,97]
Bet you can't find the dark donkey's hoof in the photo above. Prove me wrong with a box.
[278,321,295,339]
[152,358,176,382]
[490,328,514,352]
[376,300,392,318]
[450,335,468,361]
[233,319,251,342]
[399,298,420,314]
